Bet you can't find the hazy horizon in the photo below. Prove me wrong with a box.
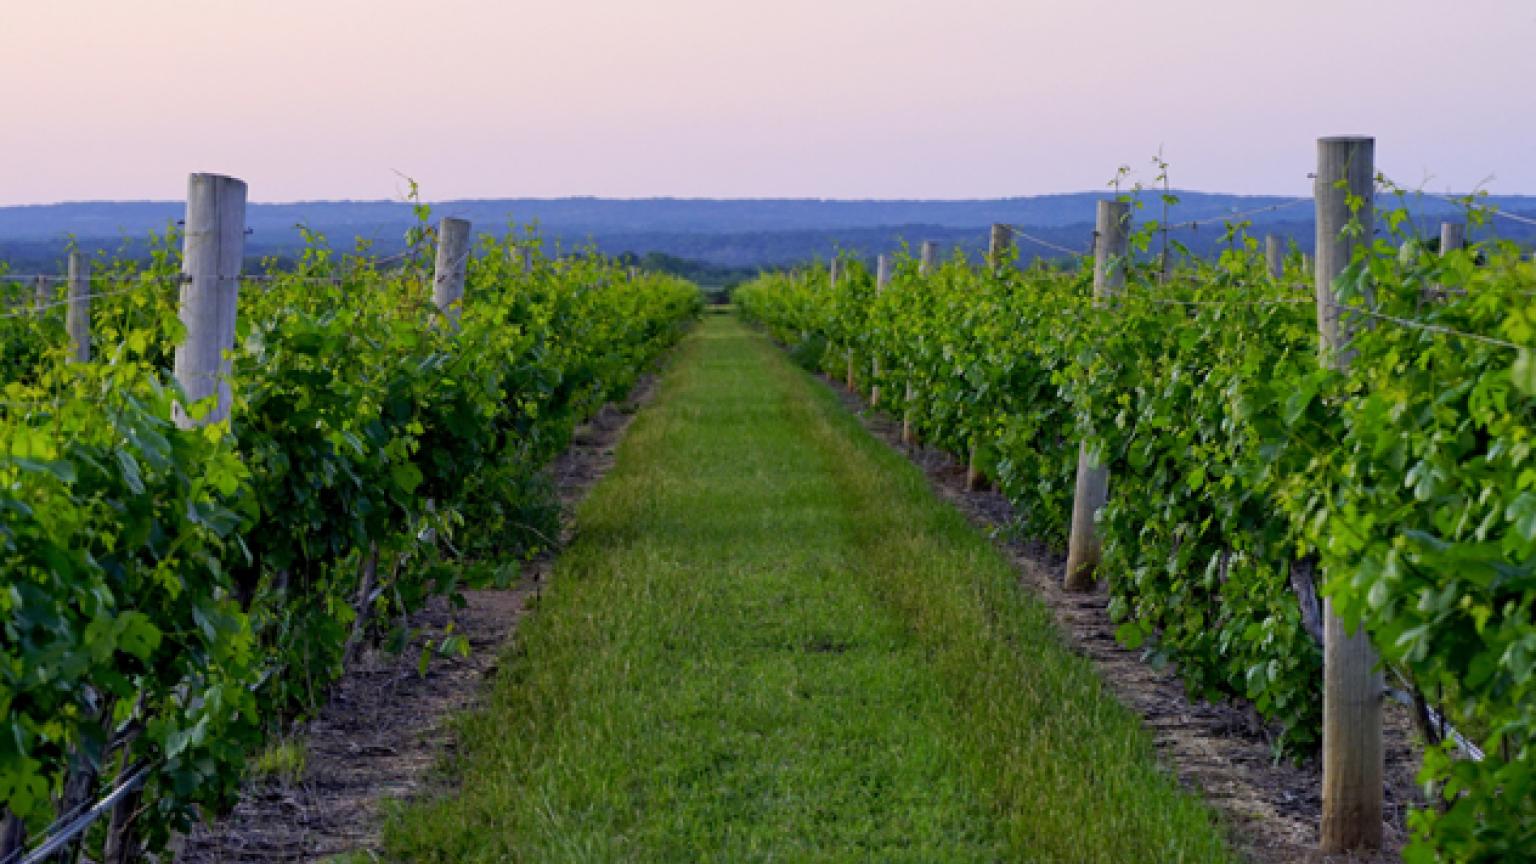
[3,0,1534,205]
[1,189,1321,208]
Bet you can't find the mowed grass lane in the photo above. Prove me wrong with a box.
[385,313,1235,863]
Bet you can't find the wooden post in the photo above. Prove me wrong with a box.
[173,173,247,429]
[1266,234,1285,280]
[965,439,985,490]
[967,228,1011,489]
[1315,135,1383,854]
[33,275,48,310]
[433,217,471,328]
[870,254,890,408]
[1439,221,1464,255]
[920,240,938,273]
[988,223,1014,271]
[67,251,90,363]
[1423,221,1465,302]
[904,242,938,447]
[0,812,24,864]
[1063,200,1130,591]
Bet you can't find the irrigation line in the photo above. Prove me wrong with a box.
[1385,673,1484,762]
[1,763,152,864]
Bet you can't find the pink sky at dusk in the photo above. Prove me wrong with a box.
[1,0,1533,204]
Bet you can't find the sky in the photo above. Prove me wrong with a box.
[1,0,1533,204]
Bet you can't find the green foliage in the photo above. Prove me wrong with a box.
[0,221,700,857]
[1311,243,1536,862]
[738,216,1536,860]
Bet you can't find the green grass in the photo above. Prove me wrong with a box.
[384,315,1236,863]
[251,737,307,785]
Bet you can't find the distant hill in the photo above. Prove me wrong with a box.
[2,192,1533,271]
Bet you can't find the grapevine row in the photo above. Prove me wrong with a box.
[0,176,702,862]
[737,141,1536,860]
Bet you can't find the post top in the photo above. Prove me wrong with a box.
[1317,135,1374,144]
[188,172,247,188]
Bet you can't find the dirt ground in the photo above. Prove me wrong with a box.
[178,376,659,863]
[823,376,1420,864]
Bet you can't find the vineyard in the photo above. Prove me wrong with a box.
[737,142,1536,861]
[2,136,1534,864]
[0,176,701,863]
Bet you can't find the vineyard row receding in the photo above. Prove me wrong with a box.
[737,137,1536,861]
[0,174,702,863]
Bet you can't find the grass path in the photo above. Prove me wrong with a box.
[385,314,1236,863]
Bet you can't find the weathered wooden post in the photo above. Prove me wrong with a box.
[1422,221,1465,302]
[380,216,472,662]
[1439,221,1464,256]
[433,217,471,329]
[172,173,247,429]
[1314,135,1383,854]
[870,254,891,408]
[123,172,247,864]
[1063,200,1130,591]
[828,258,856,390]
[67,251,90,363]
[965,226,1014,490]
[1266,234,1285,280]
[988,223,1014,271]
[33,275,48,310]
[904,242,938,447]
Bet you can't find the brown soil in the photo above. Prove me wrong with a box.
[822,376,1420,864]
[178,375,660,863]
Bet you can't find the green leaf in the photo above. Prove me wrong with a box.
[117,612,163,661]
[390,462,424,495]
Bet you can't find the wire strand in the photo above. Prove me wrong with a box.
[1139,297,1312,308]
[0,285,165,319]
[1,763,153,864]
[1352,308,1520,350]
[1376,179,1536,229]
[1003,226,1091,257]
[1161,198,1312,231]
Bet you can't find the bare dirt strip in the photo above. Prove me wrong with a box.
[179,375,660,863]
[820,375,1421,864]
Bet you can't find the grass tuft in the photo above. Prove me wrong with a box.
[251,738,307,785]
